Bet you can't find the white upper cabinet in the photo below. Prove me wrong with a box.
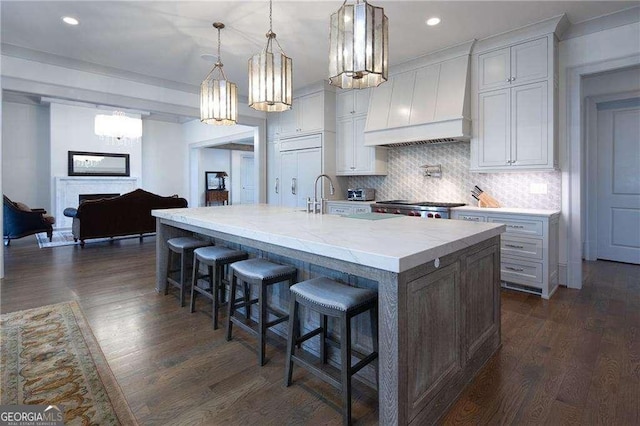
[336,89,387,176]
[471,33,557,172]
[337,89,370,118]
[278,91,325,138]
[477,37,547,92]
[364,78,393,132]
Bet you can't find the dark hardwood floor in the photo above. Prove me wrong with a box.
[1,236,639,425]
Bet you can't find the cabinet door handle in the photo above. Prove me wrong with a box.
[291,178,296,195]
[508,224,525,229]
[275,178,279,194]
[463,216,480,221]
[505,266,525,272]
[505,244,524,249]
[350,166,356,170]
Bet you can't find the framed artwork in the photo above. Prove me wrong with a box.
[205,171,228,190]
[68,151,130,176]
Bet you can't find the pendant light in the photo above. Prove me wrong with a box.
[248,0,293,112]
[201,22,238,125]
[328,0,388,89]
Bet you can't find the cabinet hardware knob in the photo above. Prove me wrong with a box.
[511,77,516,81]
[506,78,511,82]
[505,266,525,272]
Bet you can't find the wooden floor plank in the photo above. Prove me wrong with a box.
[2,238,639,425]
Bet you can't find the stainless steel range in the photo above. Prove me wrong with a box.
[371,200,466,219]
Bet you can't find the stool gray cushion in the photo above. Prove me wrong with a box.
[195,246,246,263]
[291,277,377,312]
[231,258,296,281]
[167,237,210,252]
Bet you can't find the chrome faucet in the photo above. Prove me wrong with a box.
[307,174,335,214]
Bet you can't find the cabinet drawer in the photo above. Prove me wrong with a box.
[328,206,353,215]
[501,258,543,286]
[456,214,486,222]
[501,236,542,260]
[489,217,542,236]
[354,206,371,214]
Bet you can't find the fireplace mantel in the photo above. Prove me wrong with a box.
[54,176,139,228]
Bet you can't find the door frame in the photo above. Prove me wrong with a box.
[584,90,640,260]
[564,53,639,289]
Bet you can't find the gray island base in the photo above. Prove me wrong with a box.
[153,205,505,425]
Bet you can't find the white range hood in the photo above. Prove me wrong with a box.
[364,41,474,147]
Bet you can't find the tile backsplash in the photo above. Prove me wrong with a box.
[348,142,561,210]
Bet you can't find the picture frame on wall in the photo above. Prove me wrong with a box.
[205,171,219,190]
[205,171,228,190]
[68,151,130,176]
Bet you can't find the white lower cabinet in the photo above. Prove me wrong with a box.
[325,200,371,215]
[451,207,560,299]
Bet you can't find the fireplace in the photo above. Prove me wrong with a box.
[54,177,139,229]
[79,193,120,203]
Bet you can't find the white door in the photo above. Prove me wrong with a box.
[267,140,280,205]
[597,103,640,264]
[240,154,255,204]
[478,47,510,92]
[510,37,548,86]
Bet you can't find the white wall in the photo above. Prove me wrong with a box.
[1,102,50,210]
[559,21,640,288]
[142,119,187,198]
[49,103,142,180]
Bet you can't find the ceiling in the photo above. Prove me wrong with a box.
[1,1,637,97]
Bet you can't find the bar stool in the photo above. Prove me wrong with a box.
[165,236,210,307]
[284,277,378,426]
[190,245,248,329]
[226,258,297,366]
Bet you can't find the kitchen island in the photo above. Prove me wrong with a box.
[153,205,505,425]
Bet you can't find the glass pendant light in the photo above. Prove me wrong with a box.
[329,0,388,89]
[248,0,293,112]
[201,22,238,125]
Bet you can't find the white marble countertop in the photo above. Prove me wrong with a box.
[451,206,561,217]
[153,204,505,273]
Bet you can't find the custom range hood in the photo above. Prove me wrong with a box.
[364,41,474,147]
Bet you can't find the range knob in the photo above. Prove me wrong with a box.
[394,210,403,215]
[434,213,441,218]
[427,213,434,218]
[375,208,385,213]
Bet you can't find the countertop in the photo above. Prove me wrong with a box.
[451,206,561,217]
[153,204,505,273]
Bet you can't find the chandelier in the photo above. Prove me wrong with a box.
[201,22,238,125]
[248,0,293,112]
[94,111,142,146]
[328,0,388,89]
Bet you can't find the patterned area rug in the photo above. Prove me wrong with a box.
[35,229,144,248]
[1,301,138,425]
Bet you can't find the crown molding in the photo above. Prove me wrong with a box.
[562,6,640,40]
[1,43,200,95]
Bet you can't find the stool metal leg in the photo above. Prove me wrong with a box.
[320,313,328,364]
[284,295,299,386]
[189,256,200,313]
[340,313,352,426]
[243,281,251,320]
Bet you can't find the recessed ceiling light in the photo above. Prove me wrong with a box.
[426,17,441,26]
[200,53,217,62]
[62,16,79,26]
